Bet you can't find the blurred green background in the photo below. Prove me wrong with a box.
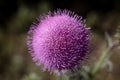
[0,0,120,80]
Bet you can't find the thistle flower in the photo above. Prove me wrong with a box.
[27,9,90,74]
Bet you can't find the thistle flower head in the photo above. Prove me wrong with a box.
[27,9,90,74]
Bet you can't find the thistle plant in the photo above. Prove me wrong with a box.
[27,9,90,75]
[27,9,120,80]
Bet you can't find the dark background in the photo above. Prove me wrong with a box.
[0,0,120,80]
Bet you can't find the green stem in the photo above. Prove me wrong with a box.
[88,32,119,80]
[91,47,111,76]
[91,40,119,77]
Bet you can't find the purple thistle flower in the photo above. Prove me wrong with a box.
[27,9,90,74]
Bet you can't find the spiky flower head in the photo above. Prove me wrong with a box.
[27,9,90,74]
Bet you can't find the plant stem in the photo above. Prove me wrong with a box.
[91,40,119,77]
[91,46,111,76]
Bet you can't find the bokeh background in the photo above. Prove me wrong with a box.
[0,0,120,80]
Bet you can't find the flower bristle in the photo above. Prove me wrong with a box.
[27,9,91,75]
